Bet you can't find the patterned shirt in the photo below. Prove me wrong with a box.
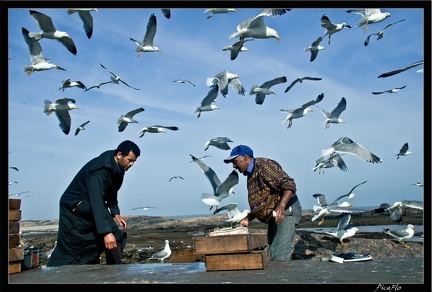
[247,157,296,223]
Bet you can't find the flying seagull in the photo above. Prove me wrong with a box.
[378,60,423,78]
[321,136,383,163]
[190,154,238,211]
[130,13,161,56]
[395,142,412,159]
[195,84,219,118]
[148,240,172,263]
[161,9,171,19]
[136,125,179,138]
[280,93,324,128]
[364,19,406,46]
[9,191,31,197]
[305,36,325,62]
[213,203,250,227]
[222,38,253,60]
[44,98,79,135]
[84,81,111,91]
[372,85,407,95]
[75,120,90,136]
[173,79,195,87]
[117,107,145,132]
[189,155,211,163]
[346,8,391,33]
[59,79,87,92]
[313,153,348,174]
[67,8,99,39]
[385,200,423,223]
[203,137,233,151]
[318,97,347,128]
[312,180,367,225]
[320,14,351,45]
[206,70,246,97]
[29,10,77,55]
[410,182,423,187]
[22,27,66,75]
[132,206,156,211]
[9,166,19,171]
[204,8,237,19]
[383,224,416,248]
[100,63,140,90]
[250,76,287,105]
[325,214,361,247]
[169,176,184,182]
[284,76,322,94]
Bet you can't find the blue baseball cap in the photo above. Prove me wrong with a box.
[224,145,254,163]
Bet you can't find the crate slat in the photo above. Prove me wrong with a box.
[205,246,270,271]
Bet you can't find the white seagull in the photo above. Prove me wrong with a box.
[59,79,87,92]
[305,36,325,62]
[250,76,287,105]
[173,79,195,87]
[378,60,423,78]
[410,182,423,187]
[190,154,238,211]
[9,191,31,197]
[383,224,416,248]
[213,203,250,227]
[320,14,351,45]
[195,84,219,118]
[321,136,383,163]
[364,19,405,46]
[204,8,237,19]
[22,27,66,75]
[84,81,112,91]
[318,97,347,128]
[284,76,322,94]
[206,70,246,97]
[313,153,348,174]
[29,10,77,55]
[132,206,156,211]
[372,85,407,95]
[346,8,391,32]
[148,240,172,263]
[385,200,423,223]
[203,137,233,151]
[99,63,140,90]
[117,107,145,132]
[222,38,253,61]
[67,8,99,39]
[44,98,79,135]
[75,120,90,136]
[395,142,412,159]
[280,93,324,128]
[326,214,361,247]
[130,13,161,56]
[136,125,179,138]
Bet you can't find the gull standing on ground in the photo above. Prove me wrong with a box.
[117,107,145,132]
[173,79,195,87]
[136,125,179,138]
[250,76,287,105]
[29,10,77,55]
[44,98,79,135]
[130,13,161,56]
[190,154,238,211]
[383,224,416,248]
[213,203,250,227]
[206,70,246,97]
[378,60,423,78]
[22,27,66,75]
[99,63,140,90]
[385,200,423,223]
[148,240,171,263]
[75,120,90,136]
[204,8,237,19]
[317,97,347,128]
[321,136,383,163]
[195,84,219,118]
[346,9,391,33]
[280,93,324,128]
[59,79,87,92]
[203,137,233,151]
[372,85,407,95]
[320,14,351,45]
[313,153,348,174]
[395,142,412,159]
[284,76,322,93]
[67,8,99,39]
[305,36,325,62]
[364,19,405,46]
[169,176,184,182]
[326,214,361,247]
[222,38,253,61]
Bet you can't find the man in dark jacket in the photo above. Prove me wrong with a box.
[47,140,140,266]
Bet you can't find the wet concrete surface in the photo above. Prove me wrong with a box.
[7,258,428,290]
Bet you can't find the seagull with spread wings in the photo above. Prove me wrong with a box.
[346,8,391,33]
[321,136,382,163]
[44,98,79,135]
[250,76,287,105]
[67,8,99,39]
[117,107,145,132]
[136,125,179,138]
[280,93,324,128]
[317,97,347,128]
[99,63,140,90]
[385,200,423,223]
[204,8,237,19]
[325,214,361,247]
[378,60,423,78]
[395,142,412,159]
[195,84,219,118]
[132,206,156,211]
[203,137,233,151]
[206,70,246,97]
[305,36,325,62]
[169,176,184,182]
[75,120,90,136]
[84,81,111,91]
[213,203,250,227]
[222,38,253,60]
[313,153,348,174]
[364,19,405,46]
[59,79,87,92]
[284,76,322,93]
[320,14,351,45]
[372,85,407,95]
[173,79,195,87]
[130,13,161,56]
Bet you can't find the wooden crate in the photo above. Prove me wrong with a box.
[9,199,22,274]
[205,246,270,271]
[193,233,268,255]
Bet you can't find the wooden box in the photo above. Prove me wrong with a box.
[193,233,268,255]
[205,246,270,271]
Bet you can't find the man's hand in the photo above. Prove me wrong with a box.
[104,233,117,249]
[114,214,127,230]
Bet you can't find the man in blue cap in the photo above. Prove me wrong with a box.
[224,145,302,260]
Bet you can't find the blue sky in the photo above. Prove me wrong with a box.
[6,5,428,220]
